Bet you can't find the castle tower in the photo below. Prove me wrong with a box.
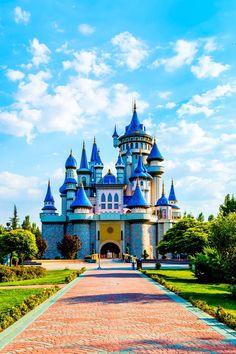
[115,152,125,183]
[65,150,77,213]
[94,149,104,183]
[42,180,57,214]
[90,137,98,183]
[112,125,119,148]
[147,138,164,205]
[77,142,91,194]
[168,179,181,220]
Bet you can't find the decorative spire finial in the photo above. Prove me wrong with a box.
[133,99,137,112]
[162,181,165,195]
[48,179,50,186]
[93,137,96,144]
[171,178,174,185]
[83,141,85,149]
[70,149,72,155]
[139,148,142,155]
[136,178,140,186]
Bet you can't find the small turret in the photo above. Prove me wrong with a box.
[126,180,149,212]
[42,180,57,214]
[77,142,91,188]
[155,182,171,219]
[115,152,125,183]
[71,183,93,214]
[168,179,181,219]
[65,149,77,169]
[90,137,98,163]
[147,139,164,163]
[94,149,104,183]
[112,125,119,148]
[65,150,77,212]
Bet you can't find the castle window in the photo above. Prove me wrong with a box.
[114,193,119,202]
[108,203,112,209]
[140,181,144,186]
[135,142,138,149]
[82,176,86,187]
[101,204,106,209]
[101,193,106,203]
[131,142,133,148]
[108,193,112,202]
[114,203,119,209]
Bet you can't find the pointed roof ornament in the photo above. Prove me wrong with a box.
[162,181,165,196]
[95,149,103,166]
[65,150,77,169]
[126,182,149,208]
[44,180,55,204]
[168,178,178,202]
[112,125,119,138]
[133,99,137,112]
[79,141,89,170]
[147,139,164,162]
[115,151,125,167]
[155,180,169,207]
[90,137,98,162]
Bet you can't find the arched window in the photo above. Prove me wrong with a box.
[82,176,86,187]
[114,193,119,209]
[135,142,138,149]
[101,193,106,209]
[108,193,112,209]
[131,142,133,148]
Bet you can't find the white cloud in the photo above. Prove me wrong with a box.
[178,84,235,117]
[63,50,110,76]
[158,91,172,99]
[6,69,25,81]
[0,172,41,199]
[111,31,148,70]
[153,39,198,71]
[203,37,217,52]
[191,56,230,78]
[30,38,51,67]
[14,6,30,25]
[156,102,176,109]
[78,24,95,35]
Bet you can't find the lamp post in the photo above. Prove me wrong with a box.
[97,246,102,270]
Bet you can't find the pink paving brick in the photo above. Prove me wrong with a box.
[1,269,236,353]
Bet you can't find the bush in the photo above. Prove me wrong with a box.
[0,265,46,283]
[0,287,59,332]
[192,248,223,283]
[229,285,236,299]
[64,267,86,283]
[155,262,161,270]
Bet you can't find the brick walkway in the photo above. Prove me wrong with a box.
[1,269,236,353]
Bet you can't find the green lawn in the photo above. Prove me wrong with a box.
[145,269,236,317]
[0,269,74,286]
[0,288,46,314]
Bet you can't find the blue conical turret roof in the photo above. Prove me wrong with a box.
[44,180,55,203]
[125,101,146,135]
[59,174,67,195]
[79,142,89,169]
[127,182,149,208]
[147,139,163,162]
[95,149,103,166]
[112,125,119,138]
[168,179,177,202]
[90,137,98,162]
[65,150,77,169]
[130,153,152,181]
[115,152,125,167]
[71,184,92,209]
[156,182,169,206]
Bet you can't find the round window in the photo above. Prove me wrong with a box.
[107,227,114,234]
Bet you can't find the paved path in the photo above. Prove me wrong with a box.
[1,269,236,353]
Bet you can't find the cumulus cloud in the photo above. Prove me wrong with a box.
[153,39,198,71]
[0,172,41,199]
[30,38,51,67]
[0,70,148,142]
[78,24,95,35]
[178,84,235,117]
[14,6,30,25]
[191,55,230,78]
[157,102,176,109]
[111,31,148,70]
[6,69,25,81]
[203,37,217,52]
[63,50,110,76]
[158,91,172,99]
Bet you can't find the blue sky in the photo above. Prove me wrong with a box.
[0,0,236,225]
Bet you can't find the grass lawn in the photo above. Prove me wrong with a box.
[145,269,236,317]
[0,269,75,286]
[0,288,46,314]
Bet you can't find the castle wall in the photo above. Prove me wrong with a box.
[73,222,91,258]
[42,223,64,259]
[129,222,157,258]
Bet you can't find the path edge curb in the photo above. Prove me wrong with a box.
[138,271,236,344]
[0,271,86,350]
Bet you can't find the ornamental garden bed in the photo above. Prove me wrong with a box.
[141,269,236,330]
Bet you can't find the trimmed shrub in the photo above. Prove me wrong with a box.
[0,265,46,283]
[64,267,86,283]
[0,287,59,332]
[155,262,161,270]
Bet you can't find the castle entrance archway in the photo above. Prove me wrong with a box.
[100,242,120,259]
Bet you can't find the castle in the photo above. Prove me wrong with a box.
[40,103,181,259]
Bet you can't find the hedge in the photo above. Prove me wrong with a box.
[0,265,46,283]
[64,267,86,283]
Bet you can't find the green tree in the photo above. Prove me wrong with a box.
[157,218,209,257]
[36,236,48,259]
[219,194,236,216]
[9,205,19,230]
[22,215,31,230]
[208,214,215,222]
[0,229,38,265]
[57,235,81,259]
[196,212,204,222]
